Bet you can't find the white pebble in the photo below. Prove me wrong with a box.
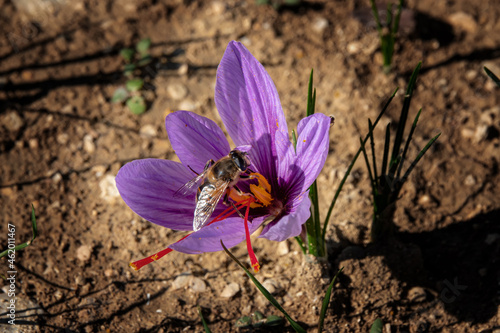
[189,277,207,293]
[167,83,188,100]
[99,174,120,203]
[76,245,92,262]
[83,134,95,154]
[140,124,157,138]
[220,282,240,298]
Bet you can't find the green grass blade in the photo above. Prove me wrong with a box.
[292,129,298,150]
[369,0,382,32]
[393,0,403,34]
[221,241,306,333]
[317,267,344,333]
[484,66,500,87]
[198,306,211,333]
[322,88,398,239]
[381,123,391,177]
[368,119,378,185]
[307,69,315,116]
[370,318,383,333]
[396,108,421,179]
[390,62,421,165]
[294,236,307,254]
[360,137,376,195]
[401,133,441,185]
[0,205,38,258]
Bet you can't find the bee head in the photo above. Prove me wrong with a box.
[229,149,249,171]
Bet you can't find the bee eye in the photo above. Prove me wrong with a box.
[231,150,247,171]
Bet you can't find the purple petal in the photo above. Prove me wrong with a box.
[287,113,331,199]
[258,195,311,242]
[116,159,197,231]
[169,217,263,254]
[214,41,288,184]
[165,111,231,173]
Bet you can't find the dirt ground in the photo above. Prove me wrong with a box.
[0,0,499,332]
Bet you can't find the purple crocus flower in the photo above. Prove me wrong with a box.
[116,41,331,271]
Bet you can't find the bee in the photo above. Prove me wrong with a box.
[176,149,253,231]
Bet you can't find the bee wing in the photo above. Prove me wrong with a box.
[193,180,229,231]
[174,171,207,197]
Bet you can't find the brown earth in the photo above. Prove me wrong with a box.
[0,0,499,332]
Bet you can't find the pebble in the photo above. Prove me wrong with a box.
[57,133,69,145]
[178,63,189,76]
[105,268,116,277]
[91,165,107,178]
[464,174,476,186]
[418,194,431,206]
[277,241,289,256]
[178,100,197,111]
[220,282,240,298]
[99,174,121,203]
[76,245,92,262]
[189,277,207,293]
[312,17,329,33]
[485,233,499,245]
[448,12,478,33]
[48,173,62,186]
[167,83,188,100]
[75,274,86,286]
[4,112,24,131]
[465,69,477,81]
[347,41,362,55]
[408,286,426,303]
[140,124,157,138]
[28,138,39,149]
[83,134,95,154]
[473,124,489,142]
[61,104,74,114]
[172,275,191,290]
[262,279,279,295]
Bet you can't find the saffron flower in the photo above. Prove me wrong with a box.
[116,41,331,271]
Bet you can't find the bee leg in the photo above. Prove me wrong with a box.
[224,188,246,219]
[204,159,215,171]
[230,201,245,219]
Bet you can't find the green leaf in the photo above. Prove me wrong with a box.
[318,267,344,333]
[484,66,500,87]
[0,204,38,259]
[198,306,211,333]
[370,318,383,333]
[111,87,129,103]
[126,78,144,92]
[137,54,152,67]
[221,241,306,333]
[124,63,136,77]
[307,69,316,116]
[235,316,252,328]
[396,108,422,179]
[126,96,147,115]
[322,88,398,240]
[401,132,441,185]
[136,38,151,55]
[120,48,134,62]
[266,315,283,326]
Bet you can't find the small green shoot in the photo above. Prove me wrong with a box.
[361,63,441,241]
[198,306,211,333]
[113,38,152,115]
[0,204,38,259]
[221,240,306,333]
[318,267,344,333]
[235,311,283,329]
[370,318,384,333]
[370,0,403,73]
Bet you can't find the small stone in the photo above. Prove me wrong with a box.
[418,194,431,206]
[347,41,362,55]
[485,233,499,245]
[312,17,329,33]
[75,274,86,286]
[464,174,476,186]
[167,83,188,100]
[140,124,157,138]
[178,63,189,76]
[61,104,74,114]
[57,133,69,145]
[178,100,197,111]
[465,69,477,81]
[105,268,116,277]
[83,134,95,154]
[172,275,190,290]
[220,282,240,298]
[99,174,120,203]
[4,112,24,131]
[474,124,489,142]
[91,165,107,178]
[408,286,427,303]
[211,1,225,15]
[277,241,289,256]
[52,172,62,183]
[461,127,474,140]
[0,187,14,198]
[28,138,39,149]
[76,245,92,262]
[54,290,63,301]
[262,279,279,295]
[189,277,207,293]
[448,12,478,33]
